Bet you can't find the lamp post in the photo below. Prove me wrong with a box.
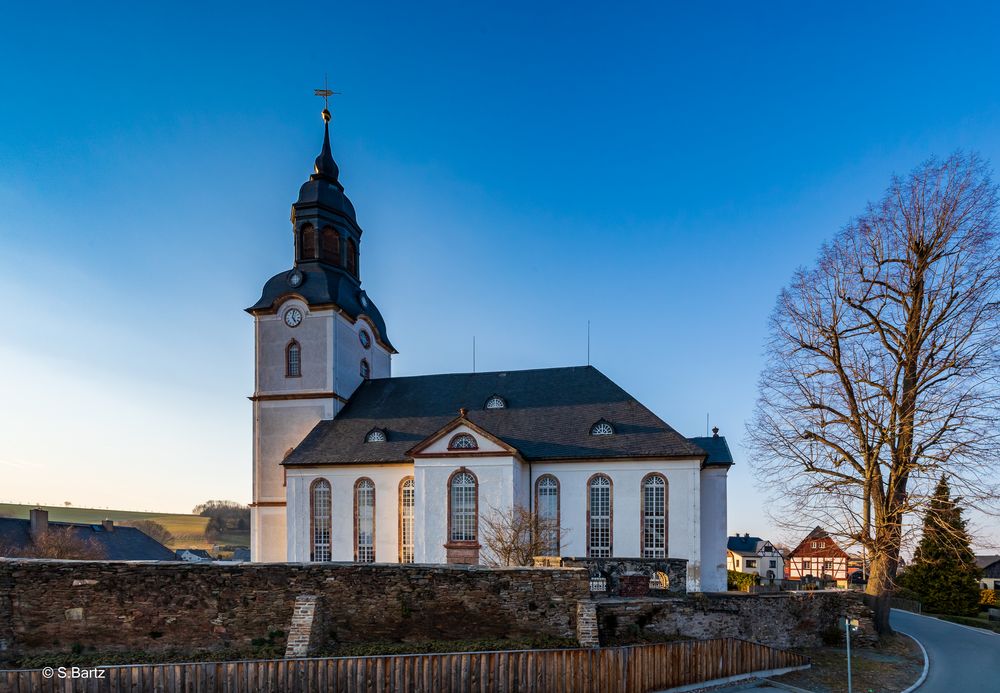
[840,617,860,693]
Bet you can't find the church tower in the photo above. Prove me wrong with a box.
[246,106,395,561]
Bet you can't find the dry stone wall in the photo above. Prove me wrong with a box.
[597,590,877,649]
[0,560,589,661]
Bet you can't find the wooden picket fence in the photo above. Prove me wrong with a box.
[1,638,809,693]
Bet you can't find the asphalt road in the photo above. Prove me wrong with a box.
[891,609,1000,692]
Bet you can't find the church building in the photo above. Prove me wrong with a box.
[248,107,733,592]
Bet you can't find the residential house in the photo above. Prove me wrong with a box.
[786,527,851,587]
[0,508,176,561]
[726,533,785,581]
[977,555,1000,590]
[176,548,213,562]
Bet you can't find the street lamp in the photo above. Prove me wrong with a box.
[840,617,860,693]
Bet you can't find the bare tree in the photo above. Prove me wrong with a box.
[480,504,567,567]
[5,526,107,560]
[748,153,1000,633]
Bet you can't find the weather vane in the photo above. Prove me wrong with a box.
[314,74,340,122]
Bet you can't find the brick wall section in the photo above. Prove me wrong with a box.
[284,595,321,658]
[575,601,599,647]
[0,560,590,660]
[597,590,878,649]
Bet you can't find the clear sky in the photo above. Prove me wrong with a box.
[2,2,999,550]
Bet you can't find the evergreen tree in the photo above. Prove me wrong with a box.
[899,476,982,615]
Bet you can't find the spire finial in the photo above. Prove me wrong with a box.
[311,77,341,184]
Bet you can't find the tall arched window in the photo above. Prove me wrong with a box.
[399,477,415,563]
[286,340,301,378]
[641,474,667,558]
[320,226,341,265]
[355,478,375,562]
[449,471,478,542]
[310,479,331,561]
[347,238,358,277]
[587,474,612,558]
[360,359,370,380]
[300,224,316,260]
[536,475,560,556]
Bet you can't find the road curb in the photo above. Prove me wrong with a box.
[896,629,928,693]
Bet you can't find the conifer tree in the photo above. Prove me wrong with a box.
[899,476,982,615]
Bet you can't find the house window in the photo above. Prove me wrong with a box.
[365,428,387,443]
[449,471,478,542]
[769,560,776,568]
[399,477,415,563]
[355,478,375,563]
[286,340,301,377]
[641,474,666,559]
[746,559,757,569]
[823,561,834,572]
[360,359,370,380]
[588,474,612,558]
[310,479,332,561]
[590,421,614,436]
[819,541,826,548]
[802,559,811,572]
[485,395,506,410]
[536,475,560,555]
[448,433,478,450]
[320,226,341,265]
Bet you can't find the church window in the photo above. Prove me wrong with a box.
[484,395,506,410]
[310,479,332,561]
[641,474,667,558]
[300,224,317,260]
[365,428,387,443]
[590,420,614,436]
[587,474,612,558]
[536,475,560,555]
[320,226,341,265]
[355,478,375,562]
[449,470,478,542]
[359,330,371,349]
[347,238,358,277]
[360,359,370,379]
[286,340,301,378]
[448,433,478,450]
[399,477,415,563]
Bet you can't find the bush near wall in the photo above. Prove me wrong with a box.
[727,570,759,592]
[980,589,998,607]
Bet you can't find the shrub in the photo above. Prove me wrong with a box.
[727,570,759,592]
[980,589,998,607]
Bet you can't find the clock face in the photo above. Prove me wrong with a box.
[359,330,371,349]
[284,308,303,328]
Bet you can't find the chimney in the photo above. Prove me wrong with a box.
[29,507,48,539]
[744,532,749,538]
[712,426,720,438]
[102,519,114,532]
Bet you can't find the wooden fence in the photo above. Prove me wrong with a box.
[0,639,809,693]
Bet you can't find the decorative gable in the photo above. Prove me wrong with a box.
[407,416,518,458]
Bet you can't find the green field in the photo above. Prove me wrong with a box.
[0,503,249,550]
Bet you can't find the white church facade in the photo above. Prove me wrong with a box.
[248,107,733,592]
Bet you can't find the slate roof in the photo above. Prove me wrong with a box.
[688,435,735,466]
[975,555,1000,570]
[0,518,176,561]
[727,535,764,555]
[284,365,714,466]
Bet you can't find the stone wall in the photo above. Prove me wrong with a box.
[0,560,589,660]
[597,590,877,649]
[552,557,688,596]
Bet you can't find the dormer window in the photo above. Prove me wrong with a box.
[448,433,478,450]
[590,420,615,436]
[484,395,506,410]
[365,428,387,443]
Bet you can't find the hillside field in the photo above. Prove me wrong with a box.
[0,503,249,550]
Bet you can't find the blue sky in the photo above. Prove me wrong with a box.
[1,2,999,549]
